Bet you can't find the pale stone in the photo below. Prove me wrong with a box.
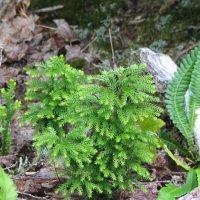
[132,48,178,92]
[194,108,200,153]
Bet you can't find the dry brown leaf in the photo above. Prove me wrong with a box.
[0,15,38,62]
[0,154,17,167]
[0,0,16,21]
[53,33,66,49]
[0,0,30,21]
[28,38,58,63]
[65,45,84,62]
[12,113,34,154]
[116,182,158,200]
[0,67,20,87]
[54,19,79,42]
[5,43,28,62]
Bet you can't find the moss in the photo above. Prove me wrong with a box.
[31,0,124,27]
[31,0,200,59]
[158,1,200,49]
[70,58,86,69]
[130,0,200,53]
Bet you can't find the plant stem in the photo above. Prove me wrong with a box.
[160,141,191,171]
[2,123,11,155]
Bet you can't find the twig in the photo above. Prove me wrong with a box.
[128,18,145,25]
[18,191,47,200]
[14,176,68,180]
[4,162,17,171]
[33,5,64,14]
[109,28,116,68]
[175,42,200,62]
[185,157,196,165]
[142,180,171,183]
[171,171,187,175]
[36,24,56,30]
[0,45,3,67]
[188,25,200,30]
[81,36,97,52]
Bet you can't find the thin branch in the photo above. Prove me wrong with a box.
[18,191,47,200]
[142,180,172,183]
[4,162,17,171]
[36,24,56,30]
[14,176,68,180]
[33,5,64,13]
[109,28,116,68]
[175,42,200,62]
[170,171,187,175]
[0,46,3,67]
[81,36,97,52]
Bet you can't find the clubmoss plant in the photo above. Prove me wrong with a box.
[24,55,96,184]
[24,55,87,131]
[25,56,163,199]
[61,64,163,198]
[0,80,21,155]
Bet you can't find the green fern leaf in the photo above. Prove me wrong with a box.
[165,46,200,154]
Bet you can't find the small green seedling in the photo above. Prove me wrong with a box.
[0,80,21,155]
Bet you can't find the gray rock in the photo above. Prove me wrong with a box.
[131,48,177,92]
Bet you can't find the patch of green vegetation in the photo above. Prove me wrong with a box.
[24,56,163,199]
[158,0,200,46]
[131,0,200,53]
[31,0,124,28]
[0,80,21,155]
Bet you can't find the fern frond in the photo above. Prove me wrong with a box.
[189,47,200,131]
[165,46,200,153]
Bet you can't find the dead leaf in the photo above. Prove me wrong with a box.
[28,38,58,63]
[54,19,79,43]
[5,43,28,62]
[12,116,34,153]
[0,15,38,62]
[0,0,30,21]
[0,0,16,21]
[0,154,17,167]
[65,45,84,62]
[152,150,171,180]
[53,33,66,49]
[0,67,20,87]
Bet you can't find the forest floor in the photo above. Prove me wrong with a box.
[0,0,200,199]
